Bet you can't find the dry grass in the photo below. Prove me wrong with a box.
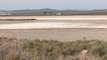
[0,37,106,60]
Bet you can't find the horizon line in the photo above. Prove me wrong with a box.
[1,8,107,11]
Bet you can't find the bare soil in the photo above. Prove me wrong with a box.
[0,28,107,41]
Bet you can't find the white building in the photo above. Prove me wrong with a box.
[56,12,62,15]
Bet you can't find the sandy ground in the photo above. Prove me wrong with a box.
[0,29,107,41]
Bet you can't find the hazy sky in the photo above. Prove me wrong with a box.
[0,0,107,10]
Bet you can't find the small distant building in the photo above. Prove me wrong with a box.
[56,12,62,15]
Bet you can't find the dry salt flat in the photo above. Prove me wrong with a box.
[0,22,107,29]
[0,16,107,29]
[0,16,107,41]
[1,16,107,20]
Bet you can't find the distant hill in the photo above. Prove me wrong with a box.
[7,8,60,13]
[1,8,107,16]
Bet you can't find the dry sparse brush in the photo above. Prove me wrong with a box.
[0,37,106,60]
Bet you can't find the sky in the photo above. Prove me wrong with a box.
[0,0,107,10]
